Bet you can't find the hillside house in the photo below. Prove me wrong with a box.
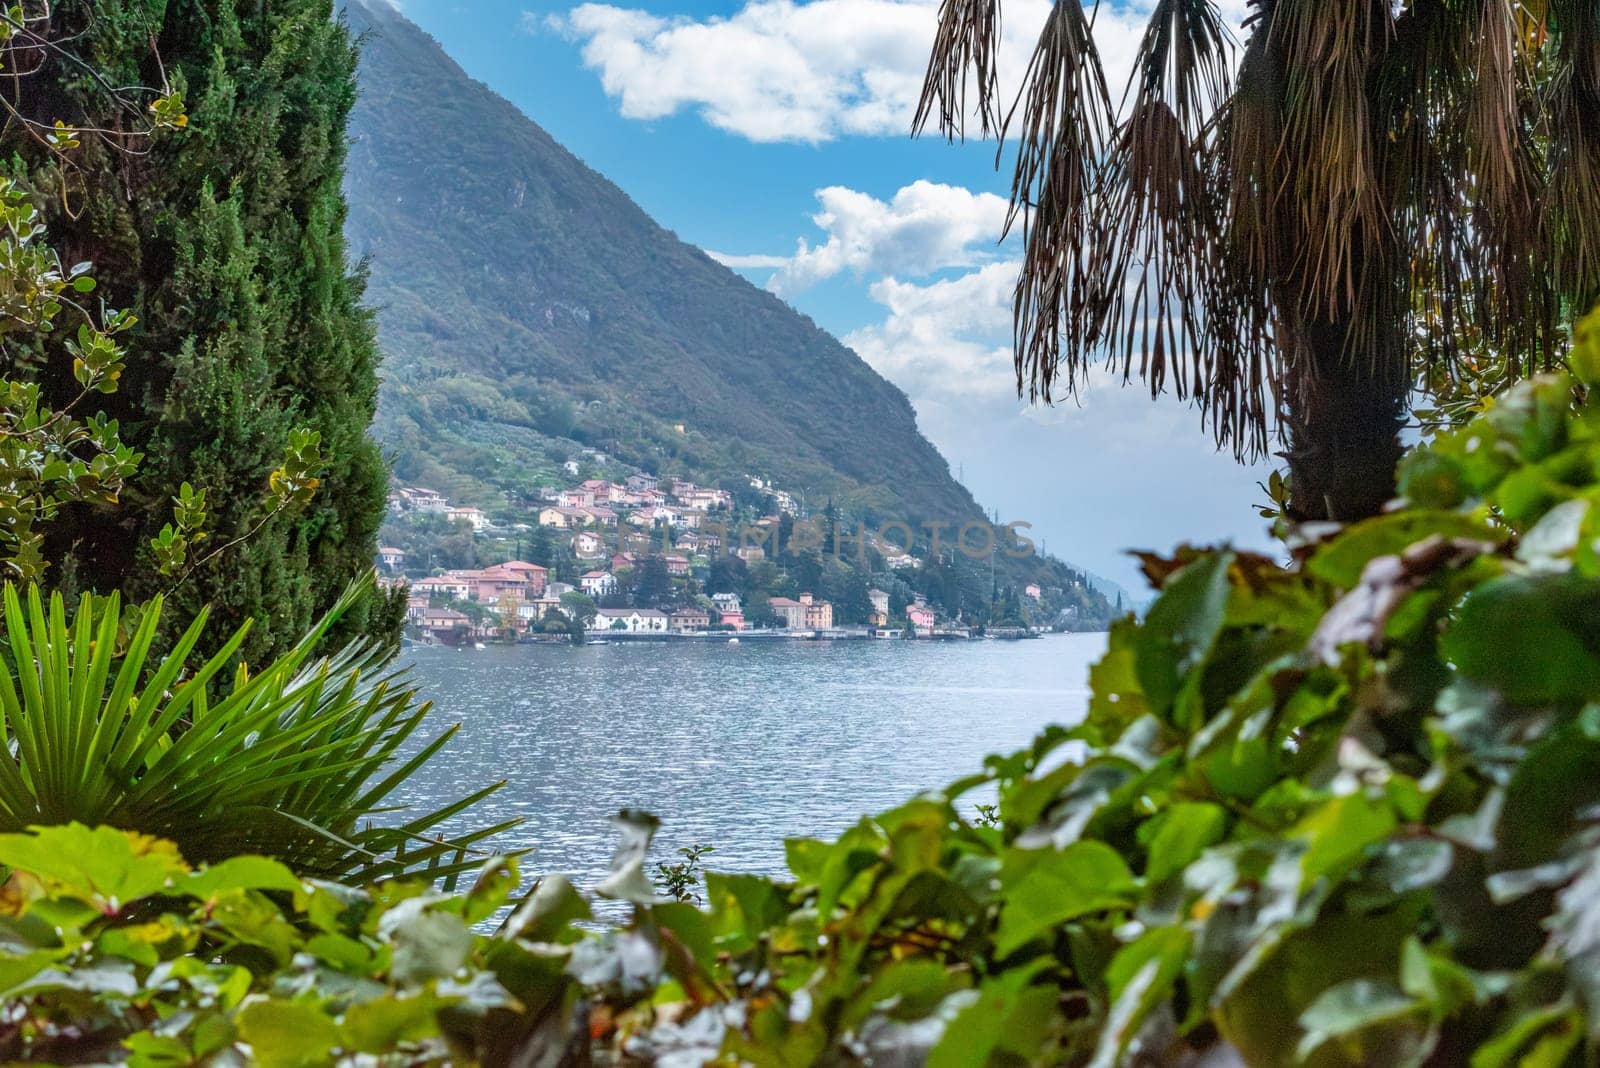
[497,560,549,596]
[595,608,669,634]
[1025,583,1043,601]
[868,588,890,626]
[421,607,469,643]
[584,506,618,526]
[680,487,732,511]
[562,460,581,476]
[675,530,720,552]
[571,531,605,559]
[518,597,563,624]
[663,554,690,576]
[445,506,490,531]
[405,594,428,623]
[769,593,833,630]
[629,505,680,527]
[581,570,617,597]
[581,479,626,504]
[538,506,593,529]
[626,473,659,492]
[413,576,472,601]
[474,566,530,602]
[378,547,405,572]
[558,488,596,508]
[670,607,711,631]
[397,487,448,513]
[908,601,936,635]
[610,551,638,573]
[546,582,576,598]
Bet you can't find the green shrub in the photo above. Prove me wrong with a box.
[0,823,588,1065]
[0,575,514,882]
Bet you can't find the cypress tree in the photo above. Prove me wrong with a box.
[7,2,398,659]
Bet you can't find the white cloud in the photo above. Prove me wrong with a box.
[548,0,962,142]
[763,180,1009,294]
[842,257,1219,452]
[844,260,1018,400]
[546,0,1211,144]
[706,251,792,269]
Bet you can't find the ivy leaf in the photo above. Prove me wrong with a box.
[1309,512,1501,589]
[1133,551,1232,729]
[1445,573,1600,704]
[341,991,450,1052]
[995,842,1137,955]
[236,999,342,1068]
[0,824,188,912]
[184,856,302,899]
[1294,978,1419,1061]
[1140,802,1227,884]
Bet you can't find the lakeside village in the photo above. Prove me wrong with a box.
[378,455,1103,646]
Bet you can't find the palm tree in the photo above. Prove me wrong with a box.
[918,0,1599,520]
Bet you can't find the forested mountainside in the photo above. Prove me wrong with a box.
[342,0,982,521]
[341,0,1110,601]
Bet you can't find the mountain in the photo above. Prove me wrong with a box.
[342,0,980,524]
[339,0,1111,614]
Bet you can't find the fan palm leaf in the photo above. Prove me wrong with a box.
[919,0,1600,520]
[0,572,515,882]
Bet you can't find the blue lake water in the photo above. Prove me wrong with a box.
[394,634,1106,890]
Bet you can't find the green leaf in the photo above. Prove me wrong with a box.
[927,965,1056,1068]
[1090,926,1192,1068]
[995,841,1137,955]
[0,824,188,910]
[341,991,449,1052]
[1141,802,1226,884]
[503,874,589,943]
[1445,573,1600,704]
[1133,551,1233,727]
[1309,511,1500,588]
[1295,978,1418,1061]
[236,999,342,1068]
[1294,792,1397,887]
[382,904,474,985]
[185,856,303,898]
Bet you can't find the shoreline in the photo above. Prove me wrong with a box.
[406,628,1106,648]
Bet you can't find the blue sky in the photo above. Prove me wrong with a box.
[376,0,1272,592]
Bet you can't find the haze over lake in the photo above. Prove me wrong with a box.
[396,634,1106,888]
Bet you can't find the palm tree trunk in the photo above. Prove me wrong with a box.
[1282,320,1407,523]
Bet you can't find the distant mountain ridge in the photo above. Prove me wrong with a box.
[340,0,1104,599]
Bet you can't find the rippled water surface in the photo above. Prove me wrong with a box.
[395,634,1106,888]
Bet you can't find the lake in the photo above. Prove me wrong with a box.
[394,633,1106,890]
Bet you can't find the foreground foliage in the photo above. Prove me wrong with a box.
[0,824,587,1065]
[584,310,1600,1064]
[19,339,1600,1063]
[0,575,513,883]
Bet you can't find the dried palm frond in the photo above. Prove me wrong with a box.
[916,0,1600,466]
[1003,0,1113,401]
[916,0,1003,139]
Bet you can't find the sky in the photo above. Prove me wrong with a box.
[372,0,1273,592]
